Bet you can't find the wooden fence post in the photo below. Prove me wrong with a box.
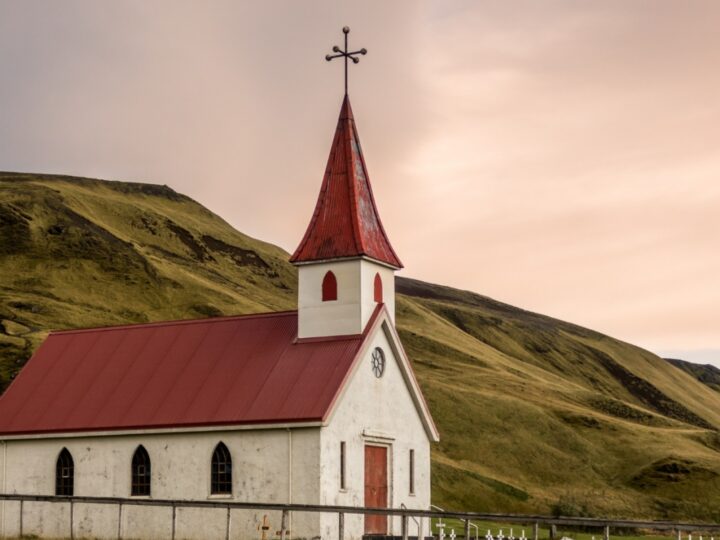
[604,525,610,540]
[19,499,23,538]
[534,522,539,540]
[402,514,409,540]
[677,531,682,540]
[70,499,74,539]
[464,519,471,540]
[338,512,344,540]
[171,503,176,540]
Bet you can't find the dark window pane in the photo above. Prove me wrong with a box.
[55,448,74,496]
[340,441,346,490]
[409,449,415,495]
[211,442,232,495]
[131,446,151,496]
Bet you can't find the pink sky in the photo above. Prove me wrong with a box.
[1,1,718,365]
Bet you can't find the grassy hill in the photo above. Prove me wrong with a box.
[666,358,720,393]
[2,173,720,522]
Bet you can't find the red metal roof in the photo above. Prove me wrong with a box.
[290,95,403,268]
[0,311,370,436]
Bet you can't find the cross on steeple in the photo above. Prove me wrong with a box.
[325,26,367,95]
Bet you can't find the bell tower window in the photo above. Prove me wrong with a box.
[373,273,383,303]
[322,271,338,301]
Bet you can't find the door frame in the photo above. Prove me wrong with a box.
[363,437,393,535]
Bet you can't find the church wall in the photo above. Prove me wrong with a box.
[298,259,363,338]
[0,427,322,539]
[318,324,432,540]
[297,258,397,339]
[359,259,396,324]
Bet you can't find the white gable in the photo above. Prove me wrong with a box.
[324,308,439,442]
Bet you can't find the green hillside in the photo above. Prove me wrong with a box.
[666,358,720,393]
[1,173,719,522]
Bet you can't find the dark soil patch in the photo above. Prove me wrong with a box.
[7,301,44,313]
[165,220,213,262]
[587,396,660,425]
[189,304,224,318]
[44,198,157,279]
[666,358,720,393]
[630,457,718,489]
[557,411,603,429]
[201,235,275,274]
[0,203,32,255]
[588,346,713,429]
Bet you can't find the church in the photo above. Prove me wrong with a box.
[0,92,439,539]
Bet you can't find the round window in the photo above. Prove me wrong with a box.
[371,347,385,378]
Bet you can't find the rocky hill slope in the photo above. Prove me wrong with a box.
[1,173,719,521]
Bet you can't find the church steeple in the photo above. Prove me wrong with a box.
[290,95,402,269]
[293,29,400,339]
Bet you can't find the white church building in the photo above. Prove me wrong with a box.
[0,95,439,539]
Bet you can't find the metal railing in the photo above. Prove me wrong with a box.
[2,492,720,539]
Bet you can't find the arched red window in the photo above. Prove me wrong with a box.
[373,273,383,303]
[322,271,338,301]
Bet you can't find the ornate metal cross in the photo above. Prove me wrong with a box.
[325,26,367,95]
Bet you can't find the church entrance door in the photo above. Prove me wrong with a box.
[364,444,388,535]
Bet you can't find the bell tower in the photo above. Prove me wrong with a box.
[291,95,402,339]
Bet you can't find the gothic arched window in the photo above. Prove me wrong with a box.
[131,445,151,496]
[55,448,74,496]
[373,273,383,303]
[211,442,232,495]
[322,271,338,301]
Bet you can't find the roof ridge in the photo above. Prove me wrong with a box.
[347,107,367,255]
[50,310,298,336]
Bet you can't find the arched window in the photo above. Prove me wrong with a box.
[373,273,383,303]
[211,442,232,495]
[322,271,338,301]
[55,448,74,496]
[131,445,151,496]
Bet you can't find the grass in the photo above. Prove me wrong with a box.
[2,173,720,522]
[430,519,686,540]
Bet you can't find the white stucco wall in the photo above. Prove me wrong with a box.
[318,325,432,540]
[0,427,321,539]
[297,258,396,339]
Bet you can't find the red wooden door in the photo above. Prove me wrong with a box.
[364,445,388,534]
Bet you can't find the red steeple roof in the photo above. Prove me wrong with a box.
[290,96,403,268]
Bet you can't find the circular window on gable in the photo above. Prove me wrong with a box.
[371,347,385,378]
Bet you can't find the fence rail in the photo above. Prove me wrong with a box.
[2,492,720,539]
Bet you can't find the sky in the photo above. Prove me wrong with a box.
[0,1,718,366]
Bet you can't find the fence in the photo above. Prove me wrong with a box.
[2,493,720,540]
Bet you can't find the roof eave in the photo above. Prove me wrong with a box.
[0,419,325,441]
[291,254,402,270]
